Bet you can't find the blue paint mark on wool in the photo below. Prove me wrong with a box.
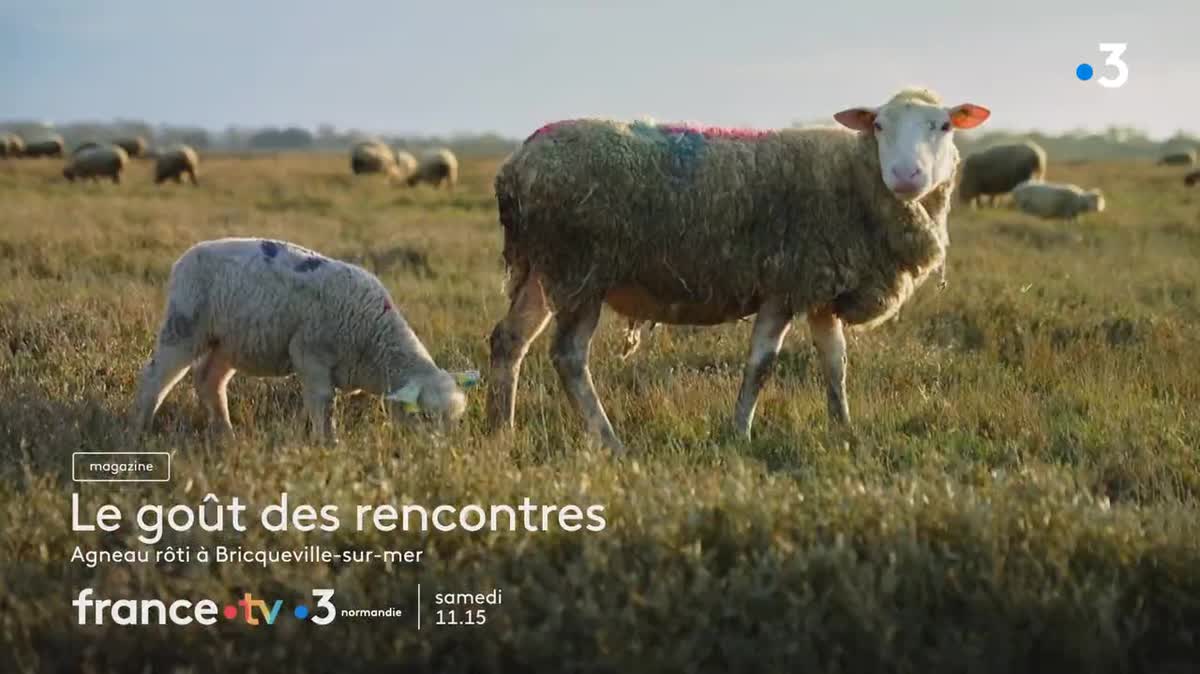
[294,256,324,272]
[260,240,280,259]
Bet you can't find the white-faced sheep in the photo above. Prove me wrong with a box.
[1158,150,1196,167]
[63,145,129,183]
[154,145,199,185]
[487,87,989,453]
[351,141,398,176]
[132,238,477,442]
[957,141,1046,207]
[407,148,458,189]
[1011,181,1105,220]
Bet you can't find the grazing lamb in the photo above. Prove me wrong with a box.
[487,87,989,453]
[1011,181,1105,220]
[21,135,64,158]
[407,148,458,189]
[63,145,129,183]
[957,141,1046,207]
[351,141,397,176]
[154,145,199,185]
[132,238,476,442]
[1158,150,1196,167]
[1,133,25,158]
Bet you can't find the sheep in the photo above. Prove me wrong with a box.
[394,150,418,181]
[351,141,398,176]
[957,141,1046,207]
[487,87,989,453]
[1158,150,1196,167]
[132,238,477,442]
[113,136,148,158]
[1011,180,1105,220]
[154,145,199,185]
[62,145,129,183]
[407,148,458,189]
[71,141,101,156]
[21,135,64,158]
[0,133,23,158]
[1185,170,1200,187]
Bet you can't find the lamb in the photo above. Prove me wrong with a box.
[132,238,476,442]
[63,145,129,183]
[407,148,458,189]
[351,141,398,176]
[487,87,989,453]
[1185,170,1200,187]
[1011,180,1105,220]
[1158,150,1196,167]
[21,135,64,158]
[154,145,199,185]
[0,133,24,158]
[113,136,148,158]
[957,141,1046,207]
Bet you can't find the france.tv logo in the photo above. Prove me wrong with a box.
[73,588,336,626]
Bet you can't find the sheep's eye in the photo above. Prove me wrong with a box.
[941,121,951,132]
[873,121,883,132]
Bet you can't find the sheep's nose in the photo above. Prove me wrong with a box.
[890,166,923,194]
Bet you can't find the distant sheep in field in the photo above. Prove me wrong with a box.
[71,141,101,156]
[1185,170,1200,187]
[132,238,477,442]
[154,145,199,185]
[63,145,128,183]
[1011,181,1105,220]
[1,133,24,158]
[487,87,989,453]
[394,150,418,180]
[21,135,64,158]
[407,148,458,189]
[1158,150,1196,167]
[957,141,1046,207]
[113,136,148,158]
[351,141,398,176]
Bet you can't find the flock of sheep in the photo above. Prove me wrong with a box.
[0,131,460,190]
[11,89,1199,453]
[1,132,200,184]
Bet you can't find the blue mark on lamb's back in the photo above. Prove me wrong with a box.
[294,256,325,273]
[260,240,280,259]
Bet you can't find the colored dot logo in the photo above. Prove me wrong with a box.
[1076,63,1094,81]
[294,605,309,619]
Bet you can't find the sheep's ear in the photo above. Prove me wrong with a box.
[452,370,481,390]
[385,381,422,413]
[948,104,990,129]
[833,107,877,132]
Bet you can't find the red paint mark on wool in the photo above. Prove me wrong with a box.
[380,299,392,316]
[526,119,579,143]
[658,123,772,140]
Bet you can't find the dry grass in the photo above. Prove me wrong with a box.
[2,153,1199,672]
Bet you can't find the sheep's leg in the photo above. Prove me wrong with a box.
[733,297,793,439]
[808,307,850,424]
[551,298,624,454]
[132,343,194,432]
[192,348,236,435]
[187,169,197,185]
[486,272,553,431]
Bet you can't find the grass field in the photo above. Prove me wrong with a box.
[2,152,1199,672]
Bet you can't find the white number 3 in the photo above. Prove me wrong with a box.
[1097,43,1129,89]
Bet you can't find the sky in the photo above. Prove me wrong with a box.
[1,1,1197,139]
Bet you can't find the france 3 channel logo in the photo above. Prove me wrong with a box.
[73,588,337,626]
[1076,43,1129,88]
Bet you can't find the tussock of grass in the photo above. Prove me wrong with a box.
[2,156,1199,672]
